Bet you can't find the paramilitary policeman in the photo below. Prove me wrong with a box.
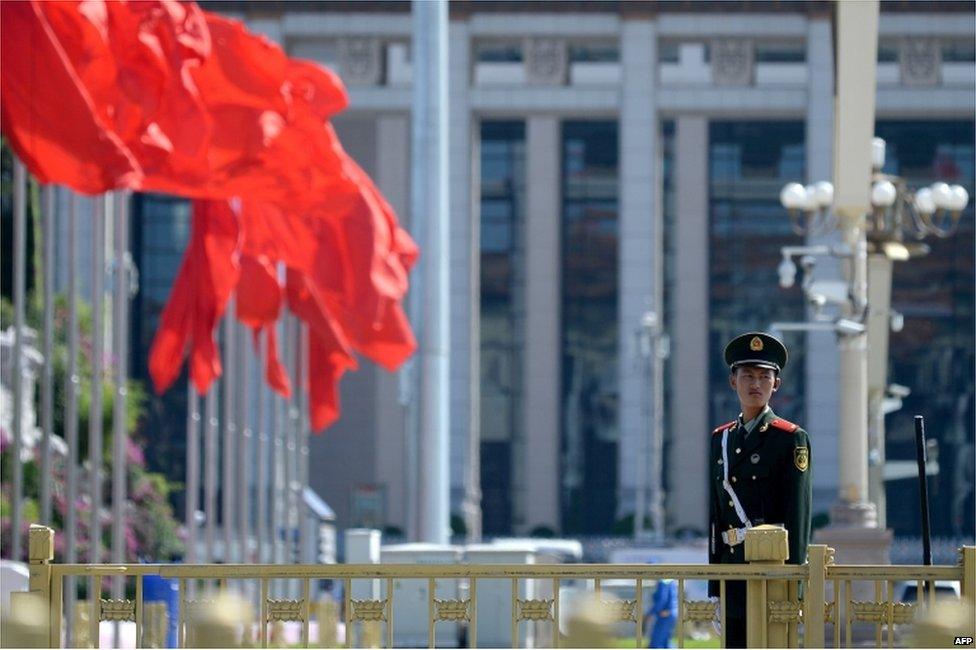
[708,332,812,648]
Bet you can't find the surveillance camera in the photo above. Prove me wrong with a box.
[887,383,911,399]
[890,311,904,333]
[778,258,797,288]
[834,318,865,336]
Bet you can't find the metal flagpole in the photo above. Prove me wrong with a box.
[111,192,130,620]
[11,160,26,561]
[412,0,451,544]
[65,193,80,643]
[256,333,269,565]
[90,195,106,562]
[222,310,237,563]
[204,385,218,564]
[297,323,310,564]
[288,317,300,569]
[237,322,251,565]
[271,325,285,570]
[186,381,200,566]
[40,184,55,526]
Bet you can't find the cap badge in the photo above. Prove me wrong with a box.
[750,336,764,351]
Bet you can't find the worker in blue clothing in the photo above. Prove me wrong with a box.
[644,578,678,648]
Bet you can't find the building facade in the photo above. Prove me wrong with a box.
[115,1,974,539]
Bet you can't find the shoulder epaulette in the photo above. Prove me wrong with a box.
[712,421,735,435]
[770,418,799,433]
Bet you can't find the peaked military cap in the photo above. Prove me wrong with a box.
[724,331,788,372]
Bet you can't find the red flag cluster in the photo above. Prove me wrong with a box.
[0,1,417,431]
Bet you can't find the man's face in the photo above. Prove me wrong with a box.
[729,365,781,410]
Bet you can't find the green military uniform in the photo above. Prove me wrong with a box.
[707,333,812,648]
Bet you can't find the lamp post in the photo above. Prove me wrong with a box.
[775,137,969,530]
[635,311,668,544]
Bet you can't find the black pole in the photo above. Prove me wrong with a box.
[913,415,933,598]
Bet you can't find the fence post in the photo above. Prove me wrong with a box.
[961,546,975,604]
[805,545,830,648]
[27,524,57,647]
[746,525,790,648]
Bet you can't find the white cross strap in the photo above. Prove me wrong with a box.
[721,427,753,530]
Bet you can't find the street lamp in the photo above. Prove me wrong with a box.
[775,136,969,529]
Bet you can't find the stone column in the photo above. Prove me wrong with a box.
[668,116,709,533]
[521,116,561,534]
[804,16,842,520]
[375,114,412,534]
[617,18,659,527]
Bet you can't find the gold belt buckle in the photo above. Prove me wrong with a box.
[727,527,738,545]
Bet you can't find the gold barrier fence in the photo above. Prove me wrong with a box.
[16,524,976,648]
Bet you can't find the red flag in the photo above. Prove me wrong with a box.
[149,199,239,394]
[0,0,142,193]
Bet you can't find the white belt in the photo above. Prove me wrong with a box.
[722,527,749,547]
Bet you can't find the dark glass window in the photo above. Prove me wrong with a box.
[941,40,976,63]
[876,120,975,538]
[475,42,522,63]
[129,194,192,510]
[755,42,806,64]
[661,121,676,511]
[479,121,526,536]
[878,41,899,64]
[561,121,619,534]
[708,122,806,430]
[569,42,620,63]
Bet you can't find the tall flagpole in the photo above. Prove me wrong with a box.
[237,322,251,564]
[222,310,237,562]
[204,385,218,563]
[40,184,55,527]
[65,193,80,644]
[256,334,269,565]
[412,0,451,544]
[111,191,130,615]
[11,160,26,561]
[90,195,106,561]
[297,323,310,564]
[186,381,200,566]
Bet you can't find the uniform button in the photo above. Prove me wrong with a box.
[752,475,757,480]
[728,501,734,507]
[735,448,741,454]
[730,547,735,554]
[731,477,737,483]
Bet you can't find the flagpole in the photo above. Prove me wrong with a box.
[90,194,106,562]
[222,310,236,562]
[204,384,218,564]
[40,184,55,527]
[257,333,268,565]
[412,0,451,545]
[111,191,130,621]
[11,160,26,562]
[237,322,251,565]
[186,381,200,567]
[65,193,80,644]
[297,323,310,564]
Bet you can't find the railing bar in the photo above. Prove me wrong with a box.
[90,575,100,649]
[874,580,882,648]
[845,580,852,649]
[720,580,727,650]
[469,578,477,650]
[387,577,394,650]
[552,577,560,649]
[136,575,144,649]
[761,577,768,649]
[261,577,270,649]
[677,578,684,649]
[344,578,352,649]
[178,578,186,649]
[928,577,935,610]
[916,579,924,616]
[302,578,310,648]
[887,579,894,649]
[428,577,436,649]
[635,577,642,650]
[511,578,518,649]
[594,577,601,598]
[833,578,840,648]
